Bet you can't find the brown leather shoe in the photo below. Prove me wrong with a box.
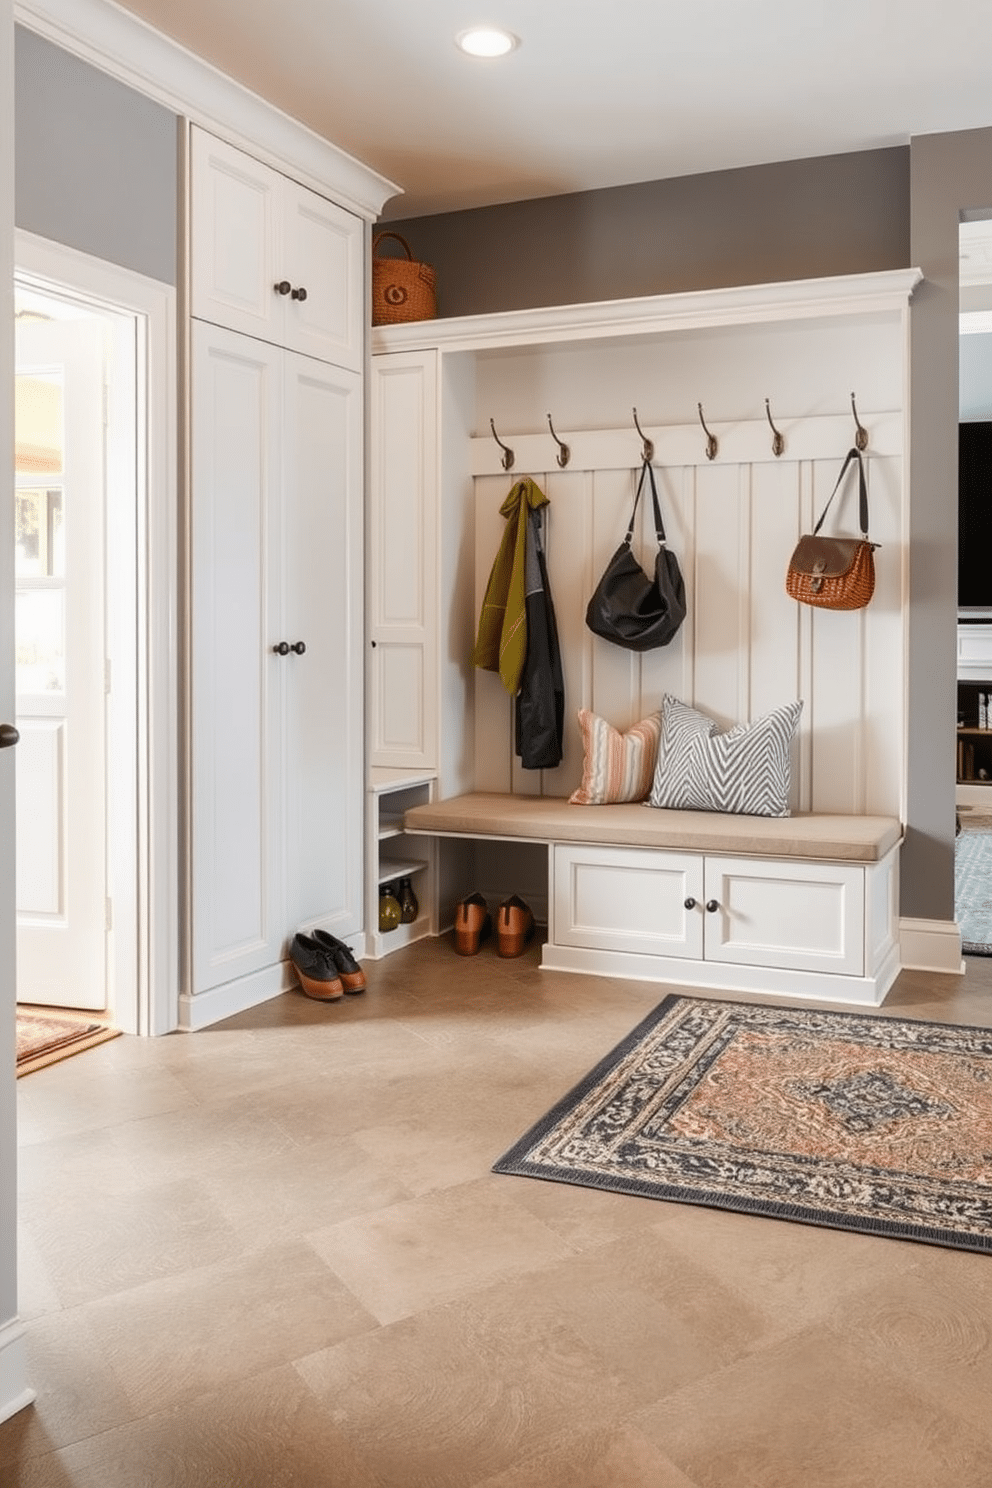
[496,895,534,958]
[290,933,344,1000]
[453,892,492,955]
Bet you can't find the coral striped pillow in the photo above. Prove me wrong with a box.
[569,709,663,805]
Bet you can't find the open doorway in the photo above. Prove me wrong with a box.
[14,231,179,1038]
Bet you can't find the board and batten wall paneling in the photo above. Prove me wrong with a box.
[471,425,904,819]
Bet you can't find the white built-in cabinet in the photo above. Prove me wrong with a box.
[547,841,899,1003]
[190,128,363,370]
[185,126,365,1024]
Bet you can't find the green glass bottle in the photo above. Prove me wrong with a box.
[379,883,402,933]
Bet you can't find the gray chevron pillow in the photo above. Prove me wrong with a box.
[648,695,803,817]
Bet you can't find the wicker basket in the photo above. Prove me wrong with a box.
[372,232,437,326]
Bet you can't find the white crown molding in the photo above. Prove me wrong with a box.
[372,268,924,355]
[14,0,400,219]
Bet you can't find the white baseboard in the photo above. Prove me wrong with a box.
[899,917,964,976]
[0,1319,35,1426]
[178,960,297,1031]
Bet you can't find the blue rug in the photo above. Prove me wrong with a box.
[955,814,992,956]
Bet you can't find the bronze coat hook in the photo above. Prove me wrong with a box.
[632,407,654,463]
[547,413,570,468]
[490,418,515,471]
[765,398,785,457]
[850,392,868,452]
[697,403,718,461]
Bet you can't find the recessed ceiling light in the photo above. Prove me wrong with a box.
[456,27,519,58]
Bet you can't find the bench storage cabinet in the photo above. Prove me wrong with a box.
[404,793,901,1008]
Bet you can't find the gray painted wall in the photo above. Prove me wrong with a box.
[908,127,992,921]
[15,25,178,285]
[385,148,910,318]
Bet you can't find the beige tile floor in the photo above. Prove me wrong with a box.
[4,936,992,1487]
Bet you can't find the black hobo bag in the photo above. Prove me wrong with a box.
[585,460,687,651]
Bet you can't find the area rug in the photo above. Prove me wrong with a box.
[955,810,992,955]
[493,995,992,1254]
[16,1009,120,1077]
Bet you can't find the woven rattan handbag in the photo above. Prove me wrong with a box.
[371,232,437,326]
[786,447,877,610]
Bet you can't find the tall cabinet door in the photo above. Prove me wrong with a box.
[282,351,363,937]
[368,350,438,768]
[190,322,284,995]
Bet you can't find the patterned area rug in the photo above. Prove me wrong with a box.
[494,996,992,1254]
[956,811,992,956]
[16,1009,120,1077]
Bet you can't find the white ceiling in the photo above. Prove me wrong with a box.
[109,0,992,220]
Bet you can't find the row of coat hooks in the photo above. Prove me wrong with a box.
[489,393,870,472]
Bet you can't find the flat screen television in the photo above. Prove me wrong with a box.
[959,420,992,613]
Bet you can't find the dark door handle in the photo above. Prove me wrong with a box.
[274,280,292,295]
[684,897,697,910]
[290,641,306,655]
[706,900,720,913]
[273,642,290,656]
[0,723,19,749]
[291,286,308,302]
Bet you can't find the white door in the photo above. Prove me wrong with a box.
[282,350,363,938]
[190,321,284,995]
[14,317,108,1009]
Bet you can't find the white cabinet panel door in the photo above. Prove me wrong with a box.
[282,352,363,936]
[190,323,284,994]
[282,181,363,371]
[552,844,704,958]
[369,352,438,768]
[190,128,363,370]
[702,855,865,976]
[190,130,280,345]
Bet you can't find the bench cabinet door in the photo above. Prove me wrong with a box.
[701,856,865,976]
[552,844,704,959]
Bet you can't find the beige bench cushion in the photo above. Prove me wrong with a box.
[403,792,902,863]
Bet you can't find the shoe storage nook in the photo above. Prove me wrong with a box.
[369,269,920,1007]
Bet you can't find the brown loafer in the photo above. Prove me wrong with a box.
[454,892,492,955]
[496,895,534,958]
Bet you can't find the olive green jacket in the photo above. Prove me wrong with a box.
[472,478,550,695]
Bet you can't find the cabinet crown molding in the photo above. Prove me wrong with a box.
[15,0,399,220]
[372,268,924,355]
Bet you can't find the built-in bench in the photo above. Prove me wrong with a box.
[403,792,903,1008]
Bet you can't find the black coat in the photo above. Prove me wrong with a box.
[515,506,564,770]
